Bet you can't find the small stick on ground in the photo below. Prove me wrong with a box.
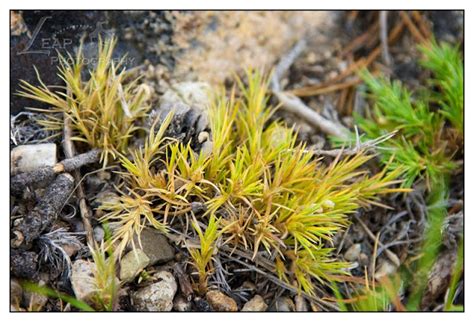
[275,92,350,139]
[340,21,379,57]
[220,252,340,311]
[173,262,194,300]
[271,38,307,92]
[309,130,398,157]
[12,173,75,249]
[337,87,349,114]
[289,59,367,96]
[11,149,101,195]
[289,78,361,97]
[354,215,400,267]
[63,114,95,245]
[346,86,356,115]
[290,15,405,98]
[379,11,392,66]
[400,11,427,44]
[411,11,432,39]
[371,231,381,283]
[271,40,350,140]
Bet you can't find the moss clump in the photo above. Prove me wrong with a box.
[342,41,463,311]
[101,70,407,295]
[351,41,463,189]
[17,37,152,166]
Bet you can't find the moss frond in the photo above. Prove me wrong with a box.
[188,213,221,294]
[89,241,118,311]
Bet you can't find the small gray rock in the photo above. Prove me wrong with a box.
[198,131,209,143]
[241,294,267,311]
[162,82,211,112]
[120,249,150,282]
[94,191,120,205]
[11,143,57,175]
[132,271,177,311]
[359,252,370,266]
[133,228,175,266]
[70,259,97,302]
[93,226,105,242]
[344,243,362,261]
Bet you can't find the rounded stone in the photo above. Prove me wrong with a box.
[132,271,177,311]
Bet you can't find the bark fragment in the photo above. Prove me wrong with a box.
[12,173,75,249]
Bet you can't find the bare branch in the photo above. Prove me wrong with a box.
[270,39,350,140]
[380,11,392,65]
[275,91,350,139]
[11,149,101,195]
[308,130,398,156]
[63,114,95,245]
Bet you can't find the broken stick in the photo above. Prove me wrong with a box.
[63,114,95,245]
[11,149,101,195]
[275,91,350,139]
[271,39,350,140]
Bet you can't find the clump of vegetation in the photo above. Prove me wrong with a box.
[17,37,152,166]
[353,41,463,189]
[100,69,407,295]
[21,239,119,312]
[88,240,119,311]
[340,41,463,311]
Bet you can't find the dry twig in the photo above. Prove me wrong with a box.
[288,17,405,98]
[220,252,340,311]
[411,11,432,39]
[340,21,379,57]
[354,215,401,267]
[379,11,392,65]
[271,40,350,139]
[11,149,100,194]
[309,129,397,157]
[275,92,350,139]
[63,114,94,245]
[400,11,428,44]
